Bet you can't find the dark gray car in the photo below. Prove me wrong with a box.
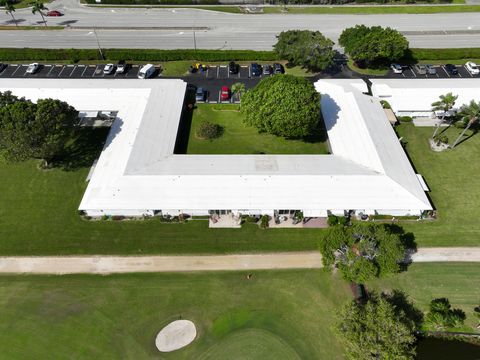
[414,64,427,75]
[195,87,206,102]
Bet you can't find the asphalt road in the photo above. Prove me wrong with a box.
[2,0,480,49]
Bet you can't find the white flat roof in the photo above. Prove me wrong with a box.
[371,79,480,112]
[0,78,433,213]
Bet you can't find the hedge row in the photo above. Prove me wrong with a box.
[0,48,277,62]
[85,0,218,4]
[409,48,480,61]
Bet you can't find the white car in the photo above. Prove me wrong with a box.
[465,61,479,75]
[390,63,403,74]
[103,63,115,75]
[26,63,39,74]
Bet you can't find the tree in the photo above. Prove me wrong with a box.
[336,293,417,360]
[274,30,335,71]
[431,92,458,139]
[2,0,17,27]
[319,223,406,283]
[0,95,78,165]
[339,25,409,68]
[452,100,480,148]
[425,298,466,330]
[31,98,78,164]
[231,82,246,99]
[195,120,223,140]
[31,0,48,27]
[241,75,320,138]
[0,100,38,161]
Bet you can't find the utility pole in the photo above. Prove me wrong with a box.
[93,27,105,60]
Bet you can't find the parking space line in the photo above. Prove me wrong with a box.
[80,65,88,77]
[58,66,66,77]
[69,65,76,77]
[410,67,417,78]
[442,66,450,78]
[466,67,473,77]
[216,67,219,78]
[11,65,22,76]
[47,65,55,77]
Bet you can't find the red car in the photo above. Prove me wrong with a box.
[47,10,63,16]
[220,86,230,101]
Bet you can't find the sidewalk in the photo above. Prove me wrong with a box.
[0,248,478,274]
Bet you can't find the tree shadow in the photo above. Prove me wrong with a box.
[52,118,123,171]
[383,289,424,328]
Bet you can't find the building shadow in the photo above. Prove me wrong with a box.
[319,93,341,132]
[53,118,123,171]
[173,86,196,154]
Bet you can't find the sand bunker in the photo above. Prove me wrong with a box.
[155,320,197,352]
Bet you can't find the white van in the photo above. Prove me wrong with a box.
[138,64,155,79]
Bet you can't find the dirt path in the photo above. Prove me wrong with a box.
[0,248,478,274]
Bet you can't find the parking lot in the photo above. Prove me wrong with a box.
[0,63,152,79]
[386,64,480,79]
[1,61,479,103]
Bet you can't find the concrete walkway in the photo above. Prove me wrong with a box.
[0,248,478,274]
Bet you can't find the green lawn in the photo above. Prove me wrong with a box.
[0,270,351,359]
[347,59,389,76]
[368,262,480,330]
[185,104,328,155]
[396,124,480,247]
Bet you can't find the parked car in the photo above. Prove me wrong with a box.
[138,64,155,79]
[0,63,7,73]
[103,63,115,75]
[195,87,207,102]
[390,63,402,74]
[414,64,427,75]
[220,86,230,101]
[228,61,239,75]
[445,64,458,75]
[116,60,128,74]
[425,64,437,75]
[46,10,63,16]
[250,63,261,77]
[465,61,480,75]
[262,64,272,75]
[273,63,284,74]
[26,63,39,74]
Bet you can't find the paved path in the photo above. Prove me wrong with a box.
[0,248,478,274]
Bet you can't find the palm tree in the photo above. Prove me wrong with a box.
[452,100,480,148]
[31,1,48,27]
[431,92,458,139]
[2,0,17,27]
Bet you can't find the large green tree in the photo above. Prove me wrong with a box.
[339,25,409,68]
[274,30,335,71]
[0,93,78,164]
[337,293,417,360]
[319,223,406,283]
[1,0,17,27]
[0,100,38,161]
[32,98,78,164]
[241,75,320,138]
[31,0,48,27]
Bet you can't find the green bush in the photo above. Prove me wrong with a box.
[397,116,413,123]
[380,100,391,109]
[196,121,223,140]
[85,0,218,3]
[260,215,269,229]
[0,48,277,62]
[409,48,480,61]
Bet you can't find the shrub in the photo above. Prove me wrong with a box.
[241,75,320,138]
[380,100,391,109]
[260,215,270,229]
[437,135,449,145]
[196,121,223,140]
[397,116,413,123]
[0,48,277,62]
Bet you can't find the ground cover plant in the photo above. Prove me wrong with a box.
[0,270,351,359]
[186,104,328,154]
